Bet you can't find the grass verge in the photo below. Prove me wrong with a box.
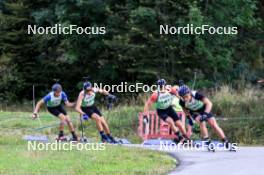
[0,136,175,175]
[0,110,176,175]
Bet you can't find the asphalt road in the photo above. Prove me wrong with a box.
[126,143,264,175]
[166,147,264,175]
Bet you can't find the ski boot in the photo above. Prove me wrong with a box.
[203,138,215,152]
[101,134,112,143]
[173,132,183,145]
[107,135,118,144]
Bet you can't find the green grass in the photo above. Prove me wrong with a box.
[208,86,264,144]
[0,110,176,175]
[211,85,264,118]
[0,136,175,175]
[0,106,143,142]
[1,85,263,174]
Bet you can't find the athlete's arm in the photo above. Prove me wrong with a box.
[65,101,75,108]
[98,89,116,98]
[97,88,117,101]
[258,79,264,83]
[62,92,75,107]
[34,99,44,114]
[202,97,212,113]
[144,93,157,113]
[170,86,179,97]
[144,98,153,113]
[97,88,111,96]
[32,99,44,118]
[75,92,85,115]
[183,108,191,117]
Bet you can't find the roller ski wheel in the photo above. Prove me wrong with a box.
[207,143,216,152]
[117,140,123,144]
[69,137,79,142]
[80,137,88,143]
[202,139,215,152]
[56,136,68,142]
[110,139,119,144]
[107,136,119,144]
[228,144,237,152]
[224,142,237,152]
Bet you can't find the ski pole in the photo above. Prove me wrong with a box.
[33,85,42,126]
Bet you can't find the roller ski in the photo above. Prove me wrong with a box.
[203,138,215,152]
[101,133,112,143]
[172,132,183,145]
[56,136,68,142]
[224,141,237,152]
[172,137,181,145]
[181,138,194,147]
[107,135,119,144]
[69,136,79,142]
[79,137,88,143]
[207,143,216,152]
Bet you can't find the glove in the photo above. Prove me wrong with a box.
[143,115,149,123]
[188,118,194,126]
[32,113,39,119]
[200,112,213,122]
[108,94,116,100]
[82,114,89,120]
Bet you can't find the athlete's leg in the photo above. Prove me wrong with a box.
[47,107,66,137]
[195,116,209,139]
[165,117,179,133]
[91,113,111,142]
[207,117,235,150]
[186,124,193,138]
[58,114,77,140]
[207,117,226,139]
[92,106,110,133]
[186,117,194,138]
[180,112,186,129]
[100,117,110,134]
[175,112,185,134]
[166,117,188,139]
[58,114,66,131]
[181,112,187,136]
[65,115,78,140]
[57,106,78,141]
[55,113,67,140]
[200,122,209,138]
[174,120,188,137]
[90,113,104,132]
[64,115,75,132]
[169,108,188,139]
[173,127,179,133]
[100,116,117,143]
